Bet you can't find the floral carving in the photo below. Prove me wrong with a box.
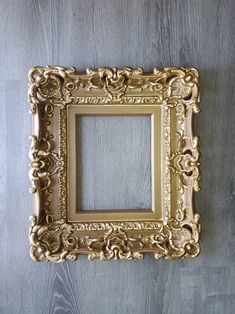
[28,66,76,105]
[86,225,144,260]
[29,131,63,223]
[29,132,62,194]
[29,215,200,262]
[60,66,199,104]
[167,132,200,192]
[29,216,80,262]
[86,67,143,102]
[28,66,200,261]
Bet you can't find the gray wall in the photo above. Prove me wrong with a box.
[1,1,235,313]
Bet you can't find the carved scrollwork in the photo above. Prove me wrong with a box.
[29,215,200,262]
[28,67,73,222]
[29,132,62,194]
[28,67,199,107]
[167,132,200,192]
[86,225,145,261]
[59,66,199,104]
[29,131,63,223]
[74,221,163,231]
[28,66,200,261]
[86,67,144,102]
[28,66,76,105]
[147,220,200,259]
[29,216,80,262]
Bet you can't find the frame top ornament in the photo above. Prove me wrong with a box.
[28,66,200,262]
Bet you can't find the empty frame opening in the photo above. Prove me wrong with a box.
[75,115,152,211]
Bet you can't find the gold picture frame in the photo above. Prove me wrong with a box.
[28,66,200,262]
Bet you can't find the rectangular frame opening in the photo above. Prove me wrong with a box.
[75,115,152,211]
[67,105,162,222]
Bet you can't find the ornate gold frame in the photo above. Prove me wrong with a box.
[28,66,200,262]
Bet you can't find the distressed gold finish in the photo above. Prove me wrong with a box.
[28,66,200,262]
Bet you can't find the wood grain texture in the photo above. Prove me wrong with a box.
[76,115,151,210]
[1,0,235,313]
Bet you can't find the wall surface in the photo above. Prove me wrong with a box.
[1,1,235,313]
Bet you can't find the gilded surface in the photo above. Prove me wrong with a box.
[28,66,200,261]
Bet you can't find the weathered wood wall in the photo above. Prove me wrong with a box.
[1,1,235,313]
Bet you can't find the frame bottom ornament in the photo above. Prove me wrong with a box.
[29,212,200,262]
